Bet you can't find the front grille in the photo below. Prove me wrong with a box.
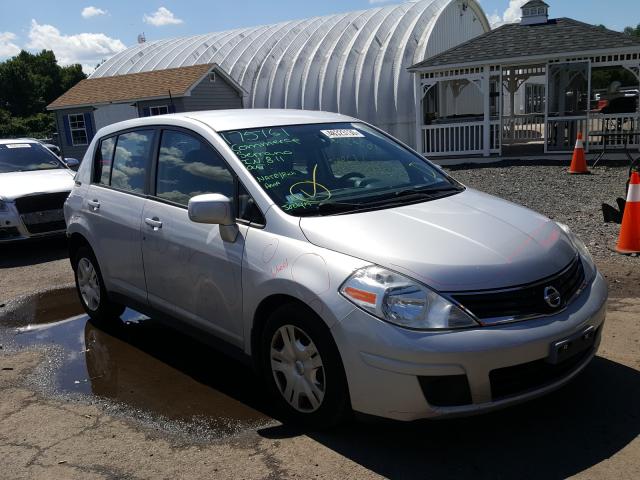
[14,192,69,214]
[489,327,600,401]
[15,192,69,235]
[450,257,585,321]
[0,227,20,240]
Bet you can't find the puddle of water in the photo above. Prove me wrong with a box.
[1,287,85,328]
[2,288,273,435]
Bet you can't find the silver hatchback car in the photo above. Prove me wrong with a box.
[65,110,607,426]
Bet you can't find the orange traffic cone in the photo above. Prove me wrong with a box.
[569,132,589,174]
[616,171,640,254]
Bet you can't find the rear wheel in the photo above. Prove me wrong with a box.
[261,303,350,428]
[73,246,125,322]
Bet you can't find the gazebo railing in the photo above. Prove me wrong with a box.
[421,120,500,156]
[546,116,589,151]
[587,113,639,149]
[502,114,545,143]
[546,113,639,152]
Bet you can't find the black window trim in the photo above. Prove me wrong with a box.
[147,125,266,228]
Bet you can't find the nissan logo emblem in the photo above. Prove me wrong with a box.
[544,286,562,309]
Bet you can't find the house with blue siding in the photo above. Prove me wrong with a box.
[47,63,245,159]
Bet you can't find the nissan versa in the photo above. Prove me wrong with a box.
[64,110,608,426]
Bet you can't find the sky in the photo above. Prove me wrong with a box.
[0,0,638,74]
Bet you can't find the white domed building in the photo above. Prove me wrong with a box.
[50,0,490,158]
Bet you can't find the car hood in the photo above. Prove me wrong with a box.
[0,169,75,201]
[298,189,577,292]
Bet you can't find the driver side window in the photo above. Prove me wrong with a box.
[156,130,235,207]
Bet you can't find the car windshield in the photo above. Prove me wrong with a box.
[219,122,462,216]
[0,142,64,173]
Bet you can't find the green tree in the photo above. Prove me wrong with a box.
[0,49,86,117]
[0,49,86,137]
[623,24,640,37]
[60,64,87,93]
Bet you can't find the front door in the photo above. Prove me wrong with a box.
[85,130,156,302]
[141,128,246,346]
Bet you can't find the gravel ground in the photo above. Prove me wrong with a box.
[0,237,73,305]
[448,164,639,297]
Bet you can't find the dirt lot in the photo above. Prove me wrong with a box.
[1,164,639,479]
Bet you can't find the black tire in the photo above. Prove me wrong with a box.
[260,303,350,428]
[72,245,125,322]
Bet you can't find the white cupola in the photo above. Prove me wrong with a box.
[520,0,550,25]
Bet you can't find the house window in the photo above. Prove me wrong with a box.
[149,105,170,116]
[68,114,88,146]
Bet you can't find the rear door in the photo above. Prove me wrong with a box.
[85,129,156,302]
[141,128,247,346]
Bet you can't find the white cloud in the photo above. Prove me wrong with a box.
[26,20,126,73]
[489,0,528,28]
[0,31,20,58]
[81,6,108,19]
[487,12,503,28]
[143,7,183,27]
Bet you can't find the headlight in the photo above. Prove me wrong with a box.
[556,222,593,263]
[340,266,479,330]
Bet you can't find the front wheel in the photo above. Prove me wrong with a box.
[261,304,350,428]
[73,246,125,322]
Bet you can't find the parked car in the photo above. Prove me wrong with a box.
[0,138,76,242]
[24,138,80,170]
[64,110,607,426]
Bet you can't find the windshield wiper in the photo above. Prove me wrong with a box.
[294,201,366,217]
[397,184,463,196]
[291,185,464,217]
[364,184,463,205]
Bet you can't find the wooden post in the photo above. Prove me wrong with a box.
[544,63,549,154]
[414,73,423,154]
[482,66,491,157]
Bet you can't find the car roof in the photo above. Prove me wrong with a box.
[0,139,40,145]
[184,109,358,131]
[95,109,359,138]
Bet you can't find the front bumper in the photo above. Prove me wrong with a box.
[331,271,608,421]
[0,201,66,242]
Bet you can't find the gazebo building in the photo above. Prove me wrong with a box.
[410,0,640,159]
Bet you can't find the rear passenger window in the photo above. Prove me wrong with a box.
[95,137,115,185]
[156,130,234,206]
[111,130,154,193]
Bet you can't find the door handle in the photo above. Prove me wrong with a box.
[144,217,163,230]
[87,199,100,211]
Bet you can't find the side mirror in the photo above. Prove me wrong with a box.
[188,194,238,242]
[64,158,80,171]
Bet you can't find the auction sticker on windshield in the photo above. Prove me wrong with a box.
[320,129,365,139]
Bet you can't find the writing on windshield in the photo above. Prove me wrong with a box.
[220,128,300,172]
[220,123,454,215]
